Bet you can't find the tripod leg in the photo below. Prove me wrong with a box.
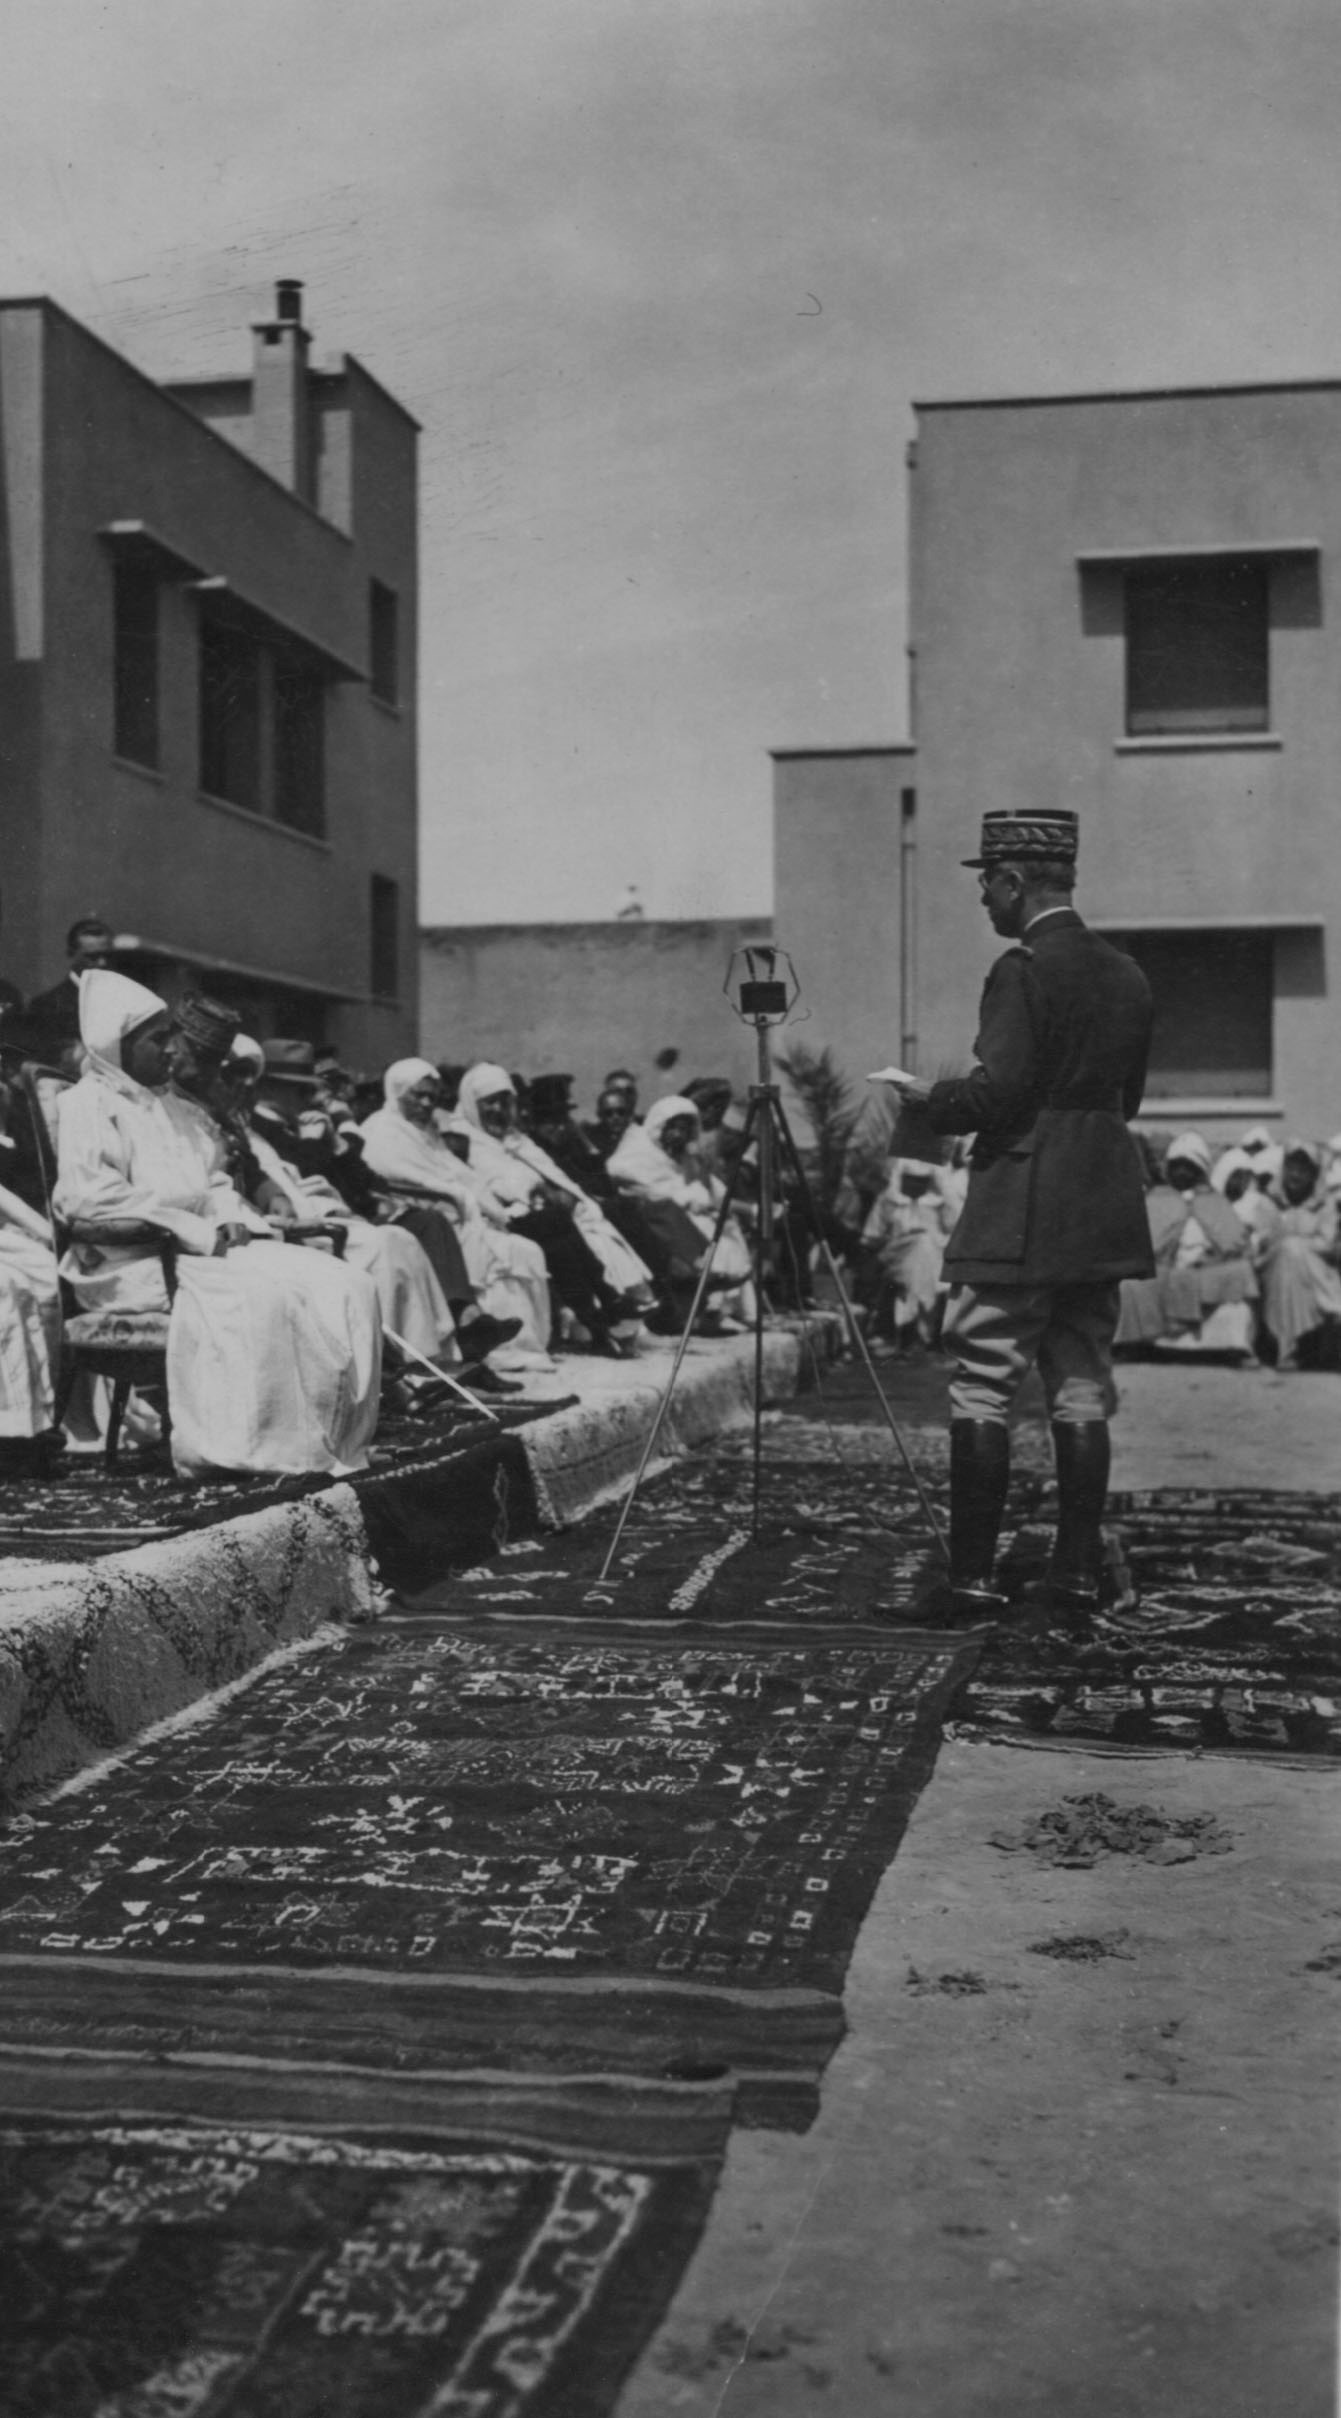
[595,1095,762,1586]
[751,1079,773,1539]
[771,1098,950,1568]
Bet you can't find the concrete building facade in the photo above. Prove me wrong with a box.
[771,747,915,1087]
[776,379,1341,1144]
[0,281,418,1059]
[419,917,774,1106]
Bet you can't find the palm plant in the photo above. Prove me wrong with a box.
[777,1041,894,1229]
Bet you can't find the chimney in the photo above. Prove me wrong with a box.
[251,279,313,499]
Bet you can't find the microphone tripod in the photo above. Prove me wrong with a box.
[596,951,951,1585]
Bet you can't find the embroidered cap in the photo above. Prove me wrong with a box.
[962,809,1080,869]
[173,993,242,1056]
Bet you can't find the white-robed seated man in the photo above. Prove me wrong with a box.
[360,1060,554,1363]
[54,972,382,1477]
[1260,1138,1341,1371]
[437,1062,647,1356]
[0,1112,63,1470]
[175,1018,459,1381]
[861,1153,956,1348]
[453,1063,654,1319]
[1114,1130,1257,1357]
[607,1094,756,1327]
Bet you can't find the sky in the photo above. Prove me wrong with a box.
[2,0,1340,922]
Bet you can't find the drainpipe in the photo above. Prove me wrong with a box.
[899,786,918,1073]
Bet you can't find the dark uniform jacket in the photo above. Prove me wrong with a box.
[926,908,1155,1287]
[21,974,82,1066]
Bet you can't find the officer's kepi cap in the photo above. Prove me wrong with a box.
[963,809,1079,868]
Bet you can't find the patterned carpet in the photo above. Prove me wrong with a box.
[0,1615,974,2119]
[0,2082,730,2418]
[0,1399,556,1565]
[418,1451,1341,1757]
[418,1444,1045,1626]
[5,1427,1333,2406]
[961,1487,1341,1757]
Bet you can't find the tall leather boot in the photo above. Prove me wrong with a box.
[1049,1420,1110,1612]
[945,1418,1011,1616]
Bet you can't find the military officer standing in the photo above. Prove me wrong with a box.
[888,808,1154,1619]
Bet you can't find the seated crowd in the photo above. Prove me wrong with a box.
[0,918,789,1480]
[1115,1125,1341,1371]
[849,1120,1341,1374]
[2,918,1331,1484]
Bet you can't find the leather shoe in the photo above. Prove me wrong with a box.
[454,1361,524,1396]
[455,1312,523,1359]
[916,1572,1008,1625]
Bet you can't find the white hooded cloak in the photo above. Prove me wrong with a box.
[54,973,381,1475]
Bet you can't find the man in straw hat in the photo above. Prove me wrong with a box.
[885,808,1154,1620]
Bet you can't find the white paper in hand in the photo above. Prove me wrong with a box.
[867,1065,918,1087]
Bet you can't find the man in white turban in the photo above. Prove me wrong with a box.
[860,1154,956,1347]
[54,972,381,1475]
[1260,1139,1341,1369]
[1114,1130,1257,1355]
[608,1095,756,1325]
[173,1024,456,1373]
[360,1061,553,1362]
[0,1081,62,1461]
[453,1064,653,1322]
[438,1063,645,1355]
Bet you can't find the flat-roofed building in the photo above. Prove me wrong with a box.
[776,379,1341,1144]
[0,279,418,1059]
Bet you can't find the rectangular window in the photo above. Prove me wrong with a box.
[274,658,325,836]
[1125,558,1269,735]
[370,873,399,1000]
[369,578,399,706]
[1109,929,1272,1097]
[113,560,159,768]
[199,620,261,807]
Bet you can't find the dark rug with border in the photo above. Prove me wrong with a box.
[0,1399,562,1567]
[958,1487,1341,1757]
[0,2061,732,2418]
[0,1616,975,2124]
[417,1453,1341,1756]
[408,1447,1044,1627]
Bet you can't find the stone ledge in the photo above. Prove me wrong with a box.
[0,1329,810,1803]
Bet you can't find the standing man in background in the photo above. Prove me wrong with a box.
[23,916,118,1067]
[887,809,1154,1621]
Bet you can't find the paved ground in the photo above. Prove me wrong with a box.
[617,1350,1341,2417]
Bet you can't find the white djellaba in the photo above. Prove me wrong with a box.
[54,972,382,1476]
[0,1184,61,1435]
[360,1060,554,1363]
